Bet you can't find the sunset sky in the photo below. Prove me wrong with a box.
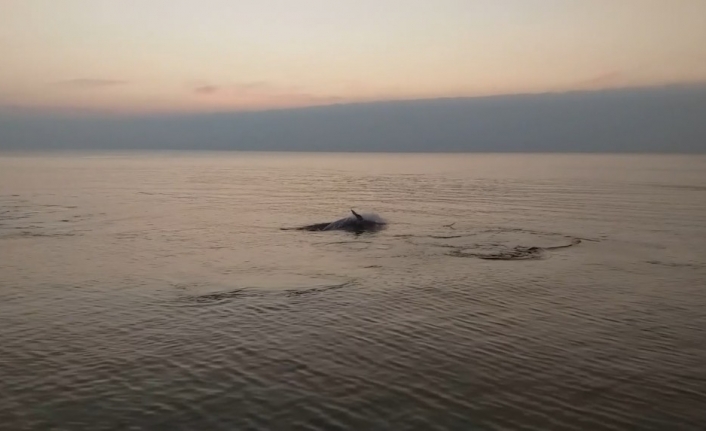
[1,0,705,114]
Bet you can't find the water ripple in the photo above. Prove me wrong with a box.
[1,154,705,430]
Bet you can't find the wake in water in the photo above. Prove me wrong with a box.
[448,238,582,260]
[400,228,585,261]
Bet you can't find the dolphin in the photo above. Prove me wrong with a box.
[285,209,387,234]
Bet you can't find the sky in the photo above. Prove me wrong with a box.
[1,0,706,114]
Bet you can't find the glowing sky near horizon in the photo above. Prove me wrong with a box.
[1,0,705,113]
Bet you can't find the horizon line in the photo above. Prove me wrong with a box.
[3,80,705,119]
[2,149,705,156]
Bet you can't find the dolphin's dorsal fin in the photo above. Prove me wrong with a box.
[351,209,363,221]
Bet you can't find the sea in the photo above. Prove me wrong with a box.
[1,152,705,431]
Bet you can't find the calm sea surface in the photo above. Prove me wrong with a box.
[1,152,705,430]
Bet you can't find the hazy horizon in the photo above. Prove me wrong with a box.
[2,84,706,153]
[2,1,705,152]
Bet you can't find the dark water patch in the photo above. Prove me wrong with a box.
[181,289,250,304]
[137,191,195,200]
[0,213,31,221]
[314,240,375,251]
[449,246,545,260]
[402,228,584,261]
[286,281,353,297]
[173,279,355,305]
[170,285,266,307]
[481,226,571,237]
[650,184,706,192]
[449,239,581,261]
[1,230,81,240]
[646,260,702,269]
[576,236,603,243]
[0,199,88,239]
[545,238,582,250]
[38,204,79,209]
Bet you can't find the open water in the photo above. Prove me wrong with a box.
[1,152,705,430]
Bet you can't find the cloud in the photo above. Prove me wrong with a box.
[187,80,347,108]
[234,81,270,91]
[575,71,623,89]
[194,85,219,95]
[192,81,270,96]
[267,92,345,105]
[54,79,128,88]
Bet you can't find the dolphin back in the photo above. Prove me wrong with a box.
[322,216,356,231]
[322,212,386,232]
